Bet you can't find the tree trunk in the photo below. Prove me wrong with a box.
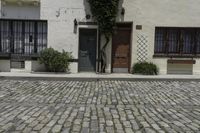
[100,35,110,73]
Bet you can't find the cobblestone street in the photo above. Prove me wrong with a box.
[0,79,200,133]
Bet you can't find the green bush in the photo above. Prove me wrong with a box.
[132,62,159,75]
[39,48,73,72]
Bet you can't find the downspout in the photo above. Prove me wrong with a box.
[97,29,101,73]
[0,0,2,18]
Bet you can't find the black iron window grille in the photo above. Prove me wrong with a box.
[0,19,47,59]
[154,27,200,57]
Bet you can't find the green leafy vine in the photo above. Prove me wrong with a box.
[88,0,119,73]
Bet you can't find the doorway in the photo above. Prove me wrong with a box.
[112,24,132,73]
[78,29,97,72]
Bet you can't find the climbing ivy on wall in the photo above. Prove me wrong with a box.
[88,0,119,73]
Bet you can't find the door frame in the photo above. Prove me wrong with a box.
[111,23,133,73]
[78,28,99,72]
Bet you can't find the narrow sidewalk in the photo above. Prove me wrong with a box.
[0,72,200,80]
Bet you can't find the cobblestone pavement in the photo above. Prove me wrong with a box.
[0,79,200,133]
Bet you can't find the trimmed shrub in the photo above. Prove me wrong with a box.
[132,62,159,75]
[39,48,73,72]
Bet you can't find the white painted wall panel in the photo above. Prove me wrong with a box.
[167,64,193,75]
[122,0,200,74]
[0,60,10,72]
[1,5,40,19]
[39,0,91,73]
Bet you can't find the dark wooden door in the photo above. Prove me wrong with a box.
[112,29,131,73]
[79,29,97,72]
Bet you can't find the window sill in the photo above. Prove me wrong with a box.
[153,54,200,58]
[0,53,40,60]
[168,59,196,64]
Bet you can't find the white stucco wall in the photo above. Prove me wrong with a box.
[31,60,46,72]
[1,4,40,19]
[121,0,200,74]
[41,0,91,54]
[0,60,10,72]
[40,0,92,73]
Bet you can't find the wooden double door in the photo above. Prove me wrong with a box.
[78,25,132,73]
[112,26,131,73]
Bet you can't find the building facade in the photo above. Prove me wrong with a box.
[1,0,200,74]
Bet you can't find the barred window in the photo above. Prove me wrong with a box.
[168,29,179,53]
[0,19,47,56]
[154,27,200,56]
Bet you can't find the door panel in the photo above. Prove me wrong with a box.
[112,29,131,73]
[79,29,97,72]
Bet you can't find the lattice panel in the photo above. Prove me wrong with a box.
[137,35,148,62]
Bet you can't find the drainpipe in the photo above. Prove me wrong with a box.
[97,29,101,73]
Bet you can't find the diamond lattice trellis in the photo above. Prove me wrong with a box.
[137,35,148,62]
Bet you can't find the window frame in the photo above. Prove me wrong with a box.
[154,27,200,58]
[0,18,48,60]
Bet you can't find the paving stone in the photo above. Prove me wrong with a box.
[61,128,70,133]
[159,121,170,128]
[72,124,81,132]
[46,120,56,127]
[151,123,161,130]
[123,121,132,128]
[131,120,140,130]
[23,127,32,133]
[29,120,39,127]
[81,127,89,133]
[115,123,123,130]
[106,126,115,133]
[40,127,51,133]
[33,123,44,131]
[125,128,134,133]
[173,121,185,127]
[144,128,156,133]
[106,120,113,126]
[141,121,150,128]
[58,118,66,125]
[16,123,26,130]
[52,125,62,133]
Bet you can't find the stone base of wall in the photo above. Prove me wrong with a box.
[0,60,11,72]
[1,59,200,75]
[31,61,46,72]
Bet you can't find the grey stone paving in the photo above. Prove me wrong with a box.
[0,80,200,133]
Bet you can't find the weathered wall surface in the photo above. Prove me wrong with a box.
[0,60,10,72]
[40,0,92,73]
[121,0,200,74]
[41,0,83,53]
[1,4,40,19]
